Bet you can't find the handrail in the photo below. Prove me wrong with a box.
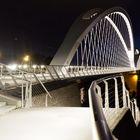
[0,62,138,111]
[89,82,114,140]
[88,74,139,140]
[0,62,136,85]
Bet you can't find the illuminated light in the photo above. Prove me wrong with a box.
[18,65,22,68]
[32,65,37,69]
[23,64,28,69]
[41,65,45,68]
[132,75,138,82]
[0,65,3,68]
[8,64,17,70]
[23,55,30,62]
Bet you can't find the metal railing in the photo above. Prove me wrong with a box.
[88,74,139,140]
[0,62,137,109]
[19,65,135,79]
[0,63,51,108]
[0,63,136,86]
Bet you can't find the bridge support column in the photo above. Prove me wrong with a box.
[121,76,127,107]
[114,78,119,108]
[103,80,109,108]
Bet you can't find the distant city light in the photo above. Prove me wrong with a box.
[32,65,37,69]
[18,65,22,69]
[0,65,3,68]
[23,64,28,69]
[8,64,17,70]
[41,65,45,68]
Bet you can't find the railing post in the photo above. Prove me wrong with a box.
[114,78,119,108]
[25,81,32,108]
[21,72,24,108]
[120,76,127,107]
[126,90,131,108]
[131,101,135,120]
[29,82,32,107]
[103,80,109,108]
[52,66,60,79]
[45,94,48,107]
[25,81,29,108]
[46,66,54,80]
[134,99,139,124]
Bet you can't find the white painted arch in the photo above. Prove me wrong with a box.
[50,7,134,68]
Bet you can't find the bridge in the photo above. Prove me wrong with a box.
[0,7,140,140]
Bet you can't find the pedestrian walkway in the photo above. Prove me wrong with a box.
[0,107,92,140]
[0,101,16,116]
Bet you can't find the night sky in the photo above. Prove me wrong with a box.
[0,0,140,63]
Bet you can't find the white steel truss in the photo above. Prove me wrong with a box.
[71,12,134,69]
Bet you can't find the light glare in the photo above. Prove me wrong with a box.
[8,64,17,70]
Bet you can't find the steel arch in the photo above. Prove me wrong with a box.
[50,7,134,68]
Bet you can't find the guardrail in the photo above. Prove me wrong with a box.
[0,63,135,82]
[0,63,51,108]
[0,63,136,109]
[88,74,139,140]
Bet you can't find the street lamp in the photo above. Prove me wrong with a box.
[23,55,30,63]
[23,55,31,72]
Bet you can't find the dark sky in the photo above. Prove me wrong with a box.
[0,0,140,63]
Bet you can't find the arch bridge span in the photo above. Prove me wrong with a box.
[0,7,138,109]
[0,8,139,140]
[51,7,135,70]
[0,7,137,92]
